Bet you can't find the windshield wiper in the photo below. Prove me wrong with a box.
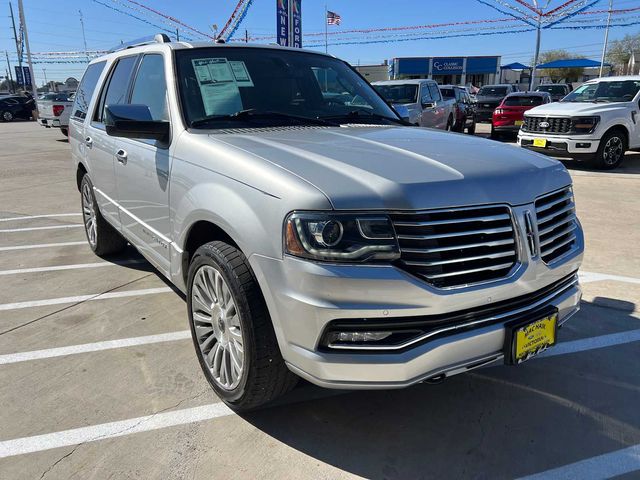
[323,110,406,125]
[190,109,338,128]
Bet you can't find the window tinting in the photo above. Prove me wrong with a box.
[503,95,545,106]
[440,88,455,99]
[72,61,106,120]
[428,83,441,102]
[130,54,168,121]
[420,84,433,104]
[374,84,418,104]
[96,55,138,122]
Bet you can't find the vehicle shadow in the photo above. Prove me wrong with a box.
[238,298,640,479]
[561,151,640,175]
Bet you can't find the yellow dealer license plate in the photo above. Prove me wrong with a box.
[505,312,558,364]
[533,138,547,148]
[514,120,524,126]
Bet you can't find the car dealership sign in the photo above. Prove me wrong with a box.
[276,0,302,48]
[432,58,464,75]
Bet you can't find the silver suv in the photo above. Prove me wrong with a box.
[70,35,584,411]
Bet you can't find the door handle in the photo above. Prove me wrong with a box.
[115,149,128,165]
[85,136,93,148]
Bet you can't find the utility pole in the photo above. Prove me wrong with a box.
[529,0,551,90]
[245,29,248,43]
[17,0,36,97]
[324,5,328,54]
[5,51,15,93]
[599,0,613,77]
[79,10,89,62]
[176,28,180,41]
[9,2,23,80]
[42,67,47,88]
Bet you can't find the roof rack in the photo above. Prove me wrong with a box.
[108,33,171,53]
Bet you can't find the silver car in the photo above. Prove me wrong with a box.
[70,36,584,411]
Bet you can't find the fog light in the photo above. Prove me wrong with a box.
[327,331,393,344]
[576,142,591,149]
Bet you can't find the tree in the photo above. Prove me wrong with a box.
[0,78,18,93]
[607,32,640,74]
[533,49,585,83]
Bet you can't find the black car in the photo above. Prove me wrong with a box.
[0,95,35,122]
[534,83,573,102]
[440,85,476,134]
[474,84,519,122]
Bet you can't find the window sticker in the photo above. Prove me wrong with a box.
[191,58,242,116]
[229,61,254,87]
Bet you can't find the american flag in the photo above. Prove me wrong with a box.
[326,10,341,25]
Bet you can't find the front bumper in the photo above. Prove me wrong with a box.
[518,131,600,159]
[250,213,584,389]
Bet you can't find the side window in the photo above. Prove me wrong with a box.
[428,83,442,102]
[130,54,168,121]
[72,61,106,120]
[94,56,138,123]
[420,84,433,105]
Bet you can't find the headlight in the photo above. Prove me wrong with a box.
[284,212,400,262]
[571,116,599,134]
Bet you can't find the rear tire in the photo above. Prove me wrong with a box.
[80,174,127,256]
[589,129,626,170]
[466,119,476,135]
[490,125,500,140]
[187,241,298,412]
[446,115,454,132]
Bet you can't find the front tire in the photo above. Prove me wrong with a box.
[589,130,626,170]
[60,127,69,137]
[80,174,127,256]
[187,241,298,411]
[1,110,14,122]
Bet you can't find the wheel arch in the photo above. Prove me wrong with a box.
[602,124,629,148]
[76,162,88,191]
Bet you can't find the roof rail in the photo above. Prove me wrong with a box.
[108,33,171,53]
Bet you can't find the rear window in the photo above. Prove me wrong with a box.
[374,84,418,104]
[440,88,455,99]
[504,95,545,106]
[72,61,106,120]
[478,86,508,96]
[536,85,567,95]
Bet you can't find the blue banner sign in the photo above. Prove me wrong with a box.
[14,66,24,87]
[276,0,289,47]
[291,0,302,48]
[22,66,32,88]
[431,57,464,75]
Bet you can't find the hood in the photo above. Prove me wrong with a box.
[209,126,570,210]
[525,101,631,117]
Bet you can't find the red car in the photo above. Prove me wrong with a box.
[491,91,551,139]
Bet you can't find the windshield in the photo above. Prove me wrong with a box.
[175,47,399,128]
[563,80,640,103]
[504,95,545,106]
[478,86,508,96]
[536,85,567,95]
[374,84,419,104]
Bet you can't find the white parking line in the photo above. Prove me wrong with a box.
[0,224,84,233]
[517,443,640,480]
[0,403,235,458]
[0,213,81,222]
[579,271,640,285]
[0,326,638,458]
[0,241,86,252]
[0,259,146,276]
[0,331,191,365]
[0,287,173,312]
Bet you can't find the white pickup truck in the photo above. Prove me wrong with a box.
[37,92,74,137]
[518,76,640,169]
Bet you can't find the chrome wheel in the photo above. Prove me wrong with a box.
[81,181,97,247]
[603,136,623,166]
[2,111,13,122]
[191,265,244,390]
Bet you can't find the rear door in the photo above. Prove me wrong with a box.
[86,55,139,229]
[112,53,172,274]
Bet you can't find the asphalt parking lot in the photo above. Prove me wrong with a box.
[1,121,639,480]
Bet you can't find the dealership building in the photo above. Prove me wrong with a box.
[389,56,501,87]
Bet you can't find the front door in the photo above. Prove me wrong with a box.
[113,53,172,274]
[419,82,438,128]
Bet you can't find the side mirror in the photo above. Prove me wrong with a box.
[104,104,169,141]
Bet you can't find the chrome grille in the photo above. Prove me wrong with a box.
[523,116,572,134]
[390,206,518,288]
[535,187,577,263]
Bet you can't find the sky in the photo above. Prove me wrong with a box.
[1,0,638,84]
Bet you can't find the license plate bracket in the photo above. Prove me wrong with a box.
[504,309,558,365]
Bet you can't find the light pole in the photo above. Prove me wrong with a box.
[42,67,47,90]
[529,0,552,90]
[599,0,613,77]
